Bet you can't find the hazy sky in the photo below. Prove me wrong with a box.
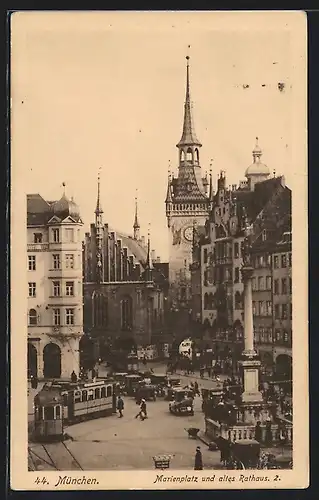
[12,11,306,261]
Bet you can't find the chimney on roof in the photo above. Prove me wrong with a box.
[156,256,161,263]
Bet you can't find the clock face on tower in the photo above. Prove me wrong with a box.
[183,225,193,242]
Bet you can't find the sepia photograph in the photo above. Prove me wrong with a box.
[10,11,308,490]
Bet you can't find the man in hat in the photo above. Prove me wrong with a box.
[194,446,203,470]
[135,399,147,420]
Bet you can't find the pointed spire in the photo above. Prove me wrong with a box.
[209,160,214,201]
[95,168,103,215]
[177,48,202,148]
[133,189,140,240]
[165,162,173,203]
[146,224,153,271]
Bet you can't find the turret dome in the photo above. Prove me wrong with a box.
[245,137,270,178]
[52,193,81,221]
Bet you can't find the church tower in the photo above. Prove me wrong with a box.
[166,54,210,304]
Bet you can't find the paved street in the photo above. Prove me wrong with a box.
[28,362,223,471]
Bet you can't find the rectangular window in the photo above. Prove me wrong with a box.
[275,304,280,319]
[281,254,287,268]
[53,308,60,326]
[288,252,292,267]
[66,281,74,296]
[203,248,208,264]
[65,254,74,269]
[28,255,36,271]
[53,281,60,297]
[281,278,287,294]
[234,267,240,283]
[266,276,272,290]
[259,301,264,316]
[266,301,272,316]
[282,304,288,319]
[65,228,74,243]
[66,308,74,325]
[252,277,256,290]
[234,242,239,258]
[258,277,264,290]
[274,255,279,269]
[252,301,256,316]
[53,254,60,270]
[52,228,60,243]
[274,279,279,295]
[34,233,42,243]
[28,282,36,297]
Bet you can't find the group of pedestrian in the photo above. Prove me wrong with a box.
[115,395,148,421]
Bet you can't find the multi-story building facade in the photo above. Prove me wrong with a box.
[165,55,212,338]
[83,177,169,356]
[192,139,292,374]
[27,191,84,379]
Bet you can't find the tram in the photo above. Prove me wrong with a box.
[33,379,115,442]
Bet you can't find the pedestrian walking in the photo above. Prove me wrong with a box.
[194,446,203,470]
[194,381,200,396]
[265,418,272,446]
[117,395,124,418]
[71,370,77,383]
[255,421,262,443]
[135,399,147,420]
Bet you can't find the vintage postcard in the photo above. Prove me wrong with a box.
[10,10,308,490]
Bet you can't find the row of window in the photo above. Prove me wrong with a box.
[254,329,292,344]
[31,228,79,245]
[28,281,75,298]
[72,385,112,403]
[28,307,76,326]
[28,253,75,271]
[254,253,292,269]
[252,301,292,319]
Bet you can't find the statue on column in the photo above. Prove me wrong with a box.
[241,207,253,267]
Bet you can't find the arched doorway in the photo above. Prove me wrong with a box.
[43,343,61,378]
[28,343,37,378]
[276,354,292,381]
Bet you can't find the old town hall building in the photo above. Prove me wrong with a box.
[82,176,169,357]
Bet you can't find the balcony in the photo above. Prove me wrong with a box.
[48,267,81,279]
[27,243,49,252]
[50,325,83,337]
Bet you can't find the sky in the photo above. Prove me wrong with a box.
[11,11,306,261]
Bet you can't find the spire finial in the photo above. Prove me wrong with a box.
[95,167,103,215]
[62,182,66,196]
[209,160,214,201]
[252,136,262,163]
[146,222,153,270]
[133,188,140,238]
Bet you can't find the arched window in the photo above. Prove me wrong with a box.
[235,291,242,309]
[29,309,37,326]
[106,385,112,397]
[204,293,209,310]
[194,148,199,164]
[186,147,193,162]
[181,150,186,163]
[92,291,108,328]
[121,295,133,330]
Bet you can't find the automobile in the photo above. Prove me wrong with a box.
[135,384,157,403]
[168,388,194,416]
[124,374,143,396]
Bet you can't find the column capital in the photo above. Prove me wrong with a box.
[241,265,254,281]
